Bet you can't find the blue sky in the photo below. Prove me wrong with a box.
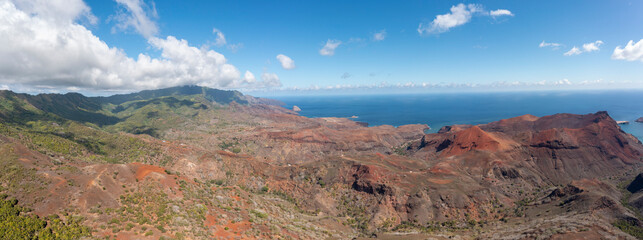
[0,0,642,95]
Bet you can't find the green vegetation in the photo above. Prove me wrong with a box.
[338,194,369,232]
[615,177,643,239]
[0,194,91,239]
[0,145,46,197]
[390,219,483,234]
[392,142,411,156]
[613,219,643,239]
[250,209,268,219]
[98,85,247,105]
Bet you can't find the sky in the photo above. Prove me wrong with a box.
[0,0,642,96]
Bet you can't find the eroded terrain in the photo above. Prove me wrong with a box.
[1,86,643,239]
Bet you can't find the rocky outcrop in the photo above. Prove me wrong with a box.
[628,173,643,193]
[413,111,643,184]
[547,185,583,199]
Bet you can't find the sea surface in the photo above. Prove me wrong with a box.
[273,91,643,141]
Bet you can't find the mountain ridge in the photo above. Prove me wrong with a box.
[0,87,642,239]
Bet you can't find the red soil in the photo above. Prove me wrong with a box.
[428,178,453,184]
[212,221,254,239]
[132,163,166,181]
[442,126,516,157]
[204,214,217,227]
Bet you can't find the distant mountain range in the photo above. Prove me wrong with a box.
[0,85,253,126]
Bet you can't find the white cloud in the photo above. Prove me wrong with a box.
[373,30,386,41]
[582,40,603,52]
[554,78,572,85]
[243,71,256,83]
[112,0,158,38]
[418,3,482,35]
[489,9,513,17]
[578,79,602,85]
[564,47,582,56]
[206,28,243,53]
[564,40,603,56]
[417,4,514,35]
[276,54,295,70]
[612,39,643,62]
[347,37,364,43]
[211,28,227,47]
[12,0,96,25]
[258,78,632,93]
[539,41,561,48]
[0,0,279,91]
[319,39,342,56]
[258,73,282,88]
[227,43,243,52]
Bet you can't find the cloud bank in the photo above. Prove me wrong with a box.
[0,0,278,92]
[246,78,631,94]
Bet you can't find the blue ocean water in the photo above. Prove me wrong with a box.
[273,91,643,141]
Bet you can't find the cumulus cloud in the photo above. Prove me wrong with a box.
[276,54,295,70]
[612,39,643,62]
[564,47,582,56]
[259,73,282,88]
[12,0,97,25]
[373,30,386,41]
[0,0,279,91]
[418,4,514,35]
[319,39,342,56]
[112,0,158,38]
[564,40,603,56]
[582,40,603,52]
[418,3,481,35]
[243,71,256,83]
[489,9,513,17]
[539,41,561,49]
[211,28,227,47]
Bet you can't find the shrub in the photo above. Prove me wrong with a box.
[0,197,91,239]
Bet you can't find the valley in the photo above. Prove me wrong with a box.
[1,86,643,239]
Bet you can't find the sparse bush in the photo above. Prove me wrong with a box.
[0,197,91,239]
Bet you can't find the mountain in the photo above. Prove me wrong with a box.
[0,85,261,128]
[95,85,249,105]
[1,87,642,239]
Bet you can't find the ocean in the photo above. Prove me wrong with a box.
[272,90,643,141]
